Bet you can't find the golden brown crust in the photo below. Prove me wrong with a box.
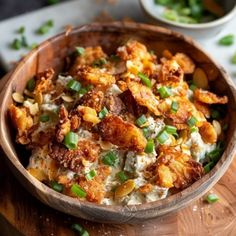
[193,101,211,118]
[172,53,195,74]
[194,89,228,104]
[97,115,147,152]
[199,121,217,144]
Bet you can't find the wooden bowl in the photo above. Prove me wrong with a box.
[0,22,236,224]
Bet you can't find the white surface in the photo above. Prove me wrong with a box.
[0,0,235,82]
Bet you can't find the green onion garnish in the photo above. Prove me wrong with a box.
[48,0,60,5]
[158,86,172,98]
[156,130,169,144]
[85,170,96,181]
[142,127,149,138]
[187,116,198,127]
[30,43,38,49]
[37,20,54,35]
[50,181,63,193]
[67,79,81,92]
[165,125,177,135]
[207,149,221,163]
[137,72,152,88]
[40,114,50,122]
[11,38,22,50]
[71,184,87,198]
[98,107,109,119]
[171,101,179,113]
[64,131,78,150]
[21,35,28,47]
[218,34,234,46]
[190,126,198,133]
[116,171,128,183]
[27,78,36,92]
[189,84,197,91]
[145,139,155,153]
[17,26,25,34]
[206,193,219,204]
[78,88,88,95]
[203,162,214,174]
[102,151,118,166]
[211,109,220,119]
[75,46,85,56]
[92,58,107,67]
[71,224,89,236]
[136,115,147,127]
[231,52,236,64]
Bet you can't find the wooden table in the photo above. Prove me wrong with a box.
[1,148,236,235]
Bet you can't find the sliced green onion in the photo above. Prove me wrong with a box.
[21,35,28,47]
[85,170,96,181]
[71,224,89,236]
[30,43,38,49]
[71,184,87,198]
[145,139,155,153]
[137,72,152,88]
[163,9,178,22]
[64,131,78,150]
[190,126,198,133]
[204,162,214,174]
[92,58,107,67]
[116,171,128,183]
[40,114,50,122]
[27,78,36,92]
[156,130,169,144]
[50,181,63,193]
[98,107,109,119]
[78,88,88,95]
[206,193,219,203]
[231,52,236,64]
[67,79,81,92]
[102,151,118,166]
[207,149,221,163]
[211,109,220,119]
[11,38,22,50]
[158,86,172,98]
[171,101,179,113]
[218,34,234,46]
[187,116,198,127]
[165,125,177,135]
[37,20,54,35]
[17,26,25,34]
[190,84,197,91]
[136,115,147,127]
[76,46,85,56]
[142,127,149,138]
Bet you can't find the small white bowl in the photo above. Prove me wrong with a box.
[140,0,236,39]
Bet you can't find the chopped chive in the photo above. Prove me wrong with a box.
[211,109,220,119]
[67,79,81,92]
[137,72,152,88]
[231,52,236,64]
[218,34,234,46]
[85,170,96,181]
[50,181,63,193]
[27,78,36,92]
[102,151,118,166]
[78,88,88,95]
[165,125,177,135]
[158,86,172,98]
[190,126,198,133]
[75,46,85,56]
[171,101,179,113]
[40,114,50,122]
[64,131,78,150]
[145,139,155,153]
[156,130,169,144]
[71,184,87,198]
[98,107,109,119]
[206,193,219,203]
[11,38,22,50]
[142,127,149,138]
[92,58,107,67]
[187,116,198,127]
[17,26,25,34]
[21,35,28,47]
[190,84,197,91]
[116,171,128,183]
[37,20,54,35]
[46,19,54,27]
[30,43,38,49]
[204,161,214,173]
[136,115,147,127]
[71,224,89,236]
[207,149,221,163]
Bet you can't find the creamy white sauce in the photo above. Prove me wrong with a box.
[145,117,165,139]
[57,75,73,86]
[145,185,169,202]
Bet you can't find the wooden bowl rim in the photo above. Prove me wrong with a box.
[1,21,236,216]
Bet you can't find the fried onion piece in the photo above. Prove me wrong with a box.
[97,115,147,152]
[49,140,100,173]
[155,146,204,189]
[128,81,160,116]
[158,59,184,84]
[199,121,217,144]
[73,66,115,88]
[172,53,195,74]
[194,89,228,104]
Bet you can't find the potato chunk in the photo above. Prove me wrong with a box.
[97,115,147,152]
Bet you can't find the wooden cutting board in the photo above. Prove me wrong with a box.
[0,73,236,236]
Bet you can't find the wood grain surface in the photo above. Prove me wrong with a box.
[1,149,236,236]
